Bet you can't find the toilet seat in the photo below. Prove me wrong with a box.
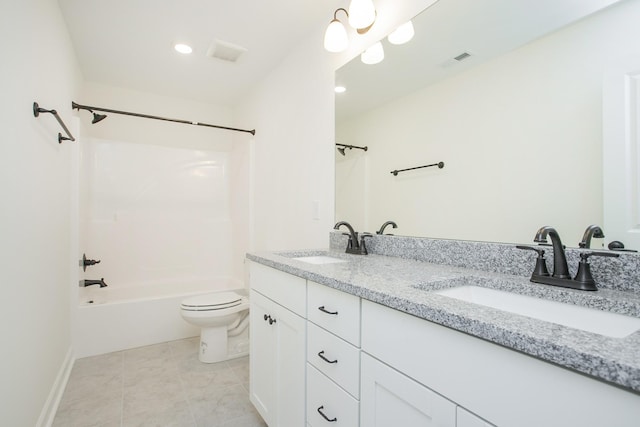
[181,291,245,311]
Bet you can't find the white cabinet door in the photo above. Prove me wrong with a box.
[250,290,276,425]
[361,352,456,427]
[457,407,494,427]
[250,289,306,427]
[273,295,306,427]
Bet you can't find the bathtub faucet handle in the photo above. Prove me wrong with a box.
[82,253,101,271]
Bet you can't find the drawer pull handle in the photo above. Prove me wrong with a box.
[318,305,338,315]
[318,350,338,364]
[317,406,337,422]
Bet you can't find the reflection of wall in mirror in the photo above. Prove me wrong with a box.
[335,146,368,230]
[336,0,640,246]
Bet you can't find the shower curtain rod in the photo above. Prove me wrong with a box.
[72,102,255,136]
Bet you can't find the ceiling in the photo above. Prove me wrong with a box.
[58,0,343,106]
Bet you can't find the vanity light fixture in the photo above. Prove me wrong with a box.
[348,0,376,31]
[387,20,415,45]
[324,1,377,53]
[361,41,384,65]
[174,43,193,54]
[324,8,350,53]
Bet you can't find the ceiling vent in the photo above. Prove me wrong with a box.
[206,39,247,63]
[440,52,473,68]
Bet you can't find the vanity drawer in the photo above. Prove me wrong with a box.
[307,321,360,398]
[249,261,306,317]
[307,280,361,345]
[307,363,359,427]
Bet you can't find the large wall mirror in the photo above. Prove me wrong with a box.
[335,0,640,249]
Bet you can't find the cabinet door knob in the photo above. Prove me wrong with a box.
[268,316,277,325]
[264,314,269,321]
[318,305,338,315]
[318,350,338,364]
[317,406,337,422]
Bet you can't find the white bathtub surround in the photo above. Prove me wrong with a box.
[81,138,236,287]
[75,280,248,358]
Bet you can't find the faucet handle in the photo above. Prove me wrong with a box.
[574,251,619,287]
[516,245,550,277]
[580,251,620,261]
[358,233,373,255]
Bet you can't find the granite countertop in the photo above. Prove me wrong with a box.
[246,249,640,393]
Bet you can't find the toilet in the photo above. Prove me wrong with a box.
[180,291,250,363]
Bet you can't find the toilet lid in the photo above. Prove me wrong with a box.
[181,291,244,311]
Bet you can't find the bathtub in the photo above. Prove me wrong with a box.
[74,278,248,358]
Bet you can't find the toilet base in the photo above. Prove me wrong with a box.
[197,325,250,363]
[199,326,228,363]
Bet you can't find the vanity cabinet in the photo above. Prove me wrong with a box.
[249,263,306,427]
[306,280,361,426]
[361,299,640,427]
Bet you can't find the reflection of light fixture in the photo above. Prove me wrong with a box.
[348,0,376,31]
[388,21,415,45]
[335,86,346,93]
[361,41,384,65]
[324,1,377,53]
[324,8,349,53]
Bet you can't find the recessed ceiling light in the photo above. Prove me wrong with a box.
[335,86,346,93]
[174,43,193,54]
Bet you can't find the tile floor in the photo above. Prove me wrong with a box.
[53,337,266,427]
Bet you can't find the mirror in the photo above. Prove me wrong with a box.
[335,0,639,249]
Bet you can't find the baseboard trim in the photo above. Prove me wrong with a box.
[36,346,74,427]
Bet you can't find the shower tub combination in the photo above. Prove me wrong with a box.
[74,278,249,359]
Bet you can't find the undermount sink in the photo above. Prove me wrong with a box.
[292,255,348,265]
[435,285,640,338]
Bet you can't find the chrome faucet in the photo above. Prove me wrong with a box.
[334,221,369,255]
[81,278,108,288]
[376,221,397,235]
[578,225,604,248]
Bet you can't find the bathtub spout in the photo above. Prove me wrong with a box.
[228,311,249,337]
[81,278,108,288]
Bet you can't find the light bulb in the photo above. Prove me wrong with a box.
[348,0,376,30]
[335,86,346,93]
[388,21,415,45]
[324,18,349,53]
[361,41,384,65]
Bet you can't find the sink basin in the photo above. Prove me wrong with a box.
[292,255,348,265]
[435,286,640,338]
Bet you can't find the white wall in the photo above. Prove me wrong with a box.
[337,0,640,245]
[0,0,82,425]
[236,0,436,252]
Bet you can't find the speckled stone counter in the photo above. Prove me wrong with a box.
[247,241,640,393]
